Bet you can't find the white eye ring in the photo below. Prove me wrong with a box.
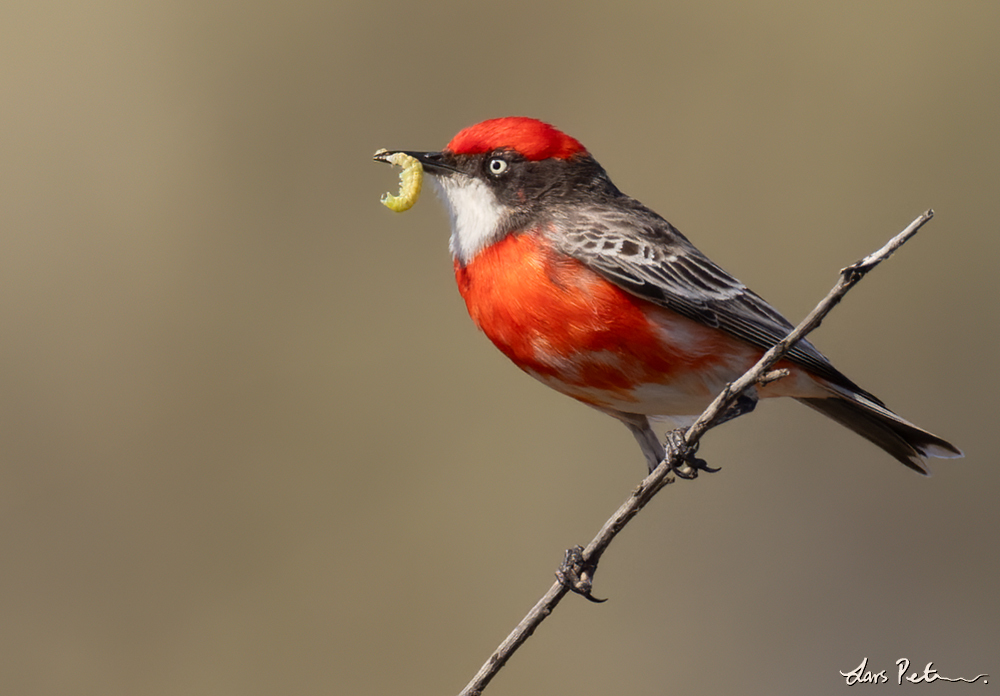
[488,158,508,176]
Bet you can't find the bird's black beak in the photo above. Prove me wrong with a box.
[373,150,459,175]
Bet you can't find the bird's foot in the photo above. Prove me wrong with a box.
[556,546,606,603]
[664,429,720,479]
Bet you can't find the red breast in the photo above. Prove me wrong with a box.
[453,231,759,410]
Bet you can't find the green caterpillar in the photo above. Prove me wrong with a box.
[374,149,423,212]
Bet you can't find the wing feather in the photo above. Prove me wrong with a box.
[551,201,870,396]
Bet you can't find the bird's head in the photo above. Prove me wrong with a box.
[376,117,612,264]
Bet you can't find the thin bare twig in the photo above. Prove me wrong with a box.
[457,210,935,696]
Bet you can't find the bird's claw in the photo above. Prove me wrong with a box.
[556,546,607,603]
[664,429,720,479]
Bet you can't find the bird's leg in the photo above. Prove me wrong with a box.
[612,412,666,474]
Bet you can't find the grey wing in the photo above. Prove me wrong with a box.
[554,203,865,393]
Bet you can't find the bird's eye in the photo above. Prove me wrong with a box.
[488,158,508,176]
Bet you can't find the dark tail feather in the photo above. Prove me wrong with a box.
[797,395,962,475]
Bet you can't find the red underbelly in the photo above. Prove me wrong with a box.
[453,232,772,413]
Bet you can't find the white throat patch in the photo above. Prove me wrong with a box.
[429,174,504,264]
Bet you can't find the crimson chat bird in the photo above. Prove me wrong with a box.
[377,117,961,474]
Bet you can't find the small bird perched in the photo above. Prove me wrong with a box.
[376,117,961,474]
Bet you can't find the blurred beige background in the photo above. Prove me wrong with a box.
[1,1,997,694]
